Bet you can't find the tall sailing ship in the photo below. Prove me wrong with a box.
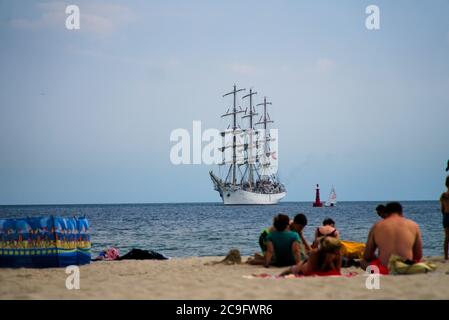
[209,84,286,205]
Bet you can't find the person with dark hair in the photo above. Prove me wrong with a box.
[440,176,449,260]
[385,201,403,215]
[361,201,423,274]
[312,217,339,248]
[264,214,301,267]
[273,214,290,231]
[289,213,312,254]
[293,213,308,227]
[376,204,387,219]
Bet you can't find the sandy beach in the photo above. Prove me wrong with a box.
[1,256,448,300]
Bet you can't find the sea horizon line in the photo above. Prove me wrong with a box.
[0,199,439,207]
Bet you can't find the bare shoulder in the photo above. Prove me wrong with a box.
[372,219,384,227]
[368,220,379,232]
[372,219,386,230]
[405,218,420,230]
[368,220,383,238]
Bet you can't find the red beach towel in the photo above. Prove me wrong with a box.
[369,259,389,275]
[246,270,357,279]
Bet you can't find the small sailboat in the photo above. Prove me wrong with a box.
[325,186,337,207]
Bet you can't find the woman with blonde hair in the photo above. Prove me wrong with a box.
[280,236,342,276]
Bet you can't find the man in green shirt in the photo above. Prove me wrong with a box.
[265,214,301,267]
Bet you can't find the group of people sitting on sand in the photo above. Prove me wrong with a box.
[247,201,427,276]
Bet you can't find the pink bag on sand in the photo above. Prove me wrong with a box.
[96,247,120,261]
[105,247,120,260]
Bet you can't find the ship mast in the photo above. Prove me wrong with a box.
[242,88,258,189]
[222,84,245,187]
[256,96,273,131]
[256,97,274,177]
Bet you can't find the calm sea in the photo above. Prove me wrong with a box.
[0,201,444,258]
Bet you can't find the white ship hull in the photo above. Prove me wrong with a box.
[220,189,286,205]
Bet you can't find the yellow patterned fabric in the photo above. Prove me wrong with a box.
[388,255,437,275]
[340,240,365,259]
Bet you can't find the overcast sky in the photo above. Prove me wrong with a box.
[0,0,448,204]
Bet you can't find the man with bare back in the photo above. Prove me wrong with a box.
[361,202,423,274]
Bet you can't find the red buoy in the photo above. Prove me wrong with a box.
[313,184,323,207]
